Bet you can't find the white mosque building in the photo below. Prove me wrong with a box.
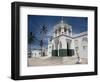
[47,18,88,59]
[31,18,88,60]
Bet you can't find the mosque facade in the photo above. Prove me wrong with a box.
[47,19,88,59]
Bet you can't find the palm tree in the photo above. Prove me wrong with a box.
[28,32,35,58]
[40,24,48,56]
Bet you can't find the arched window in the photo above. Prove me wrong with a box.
[55,30,57,34]
[82,37,88,42]
[74,40,78,45]
[75,47,79,52]
[75,47,78,50]
[59,28,61,34]
[55,30,57,36]
[82,37,88,46]
[64,27,67,32]
[66,39,71,49]
[83,46,87,50]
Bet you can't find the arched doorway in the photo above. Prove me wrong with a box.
[66,40,73,56]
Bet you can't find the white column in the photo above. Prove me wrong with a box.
[54,41,56,50]
[58,43,59,56]
[66,29,68,35]
[57,29,59,36]
[66,39,67,49]
[71,40,74,49]
[52,40,55,50]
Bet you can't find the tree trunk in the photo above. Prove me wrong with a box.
[30,44,32,58]
[41,33,44,56]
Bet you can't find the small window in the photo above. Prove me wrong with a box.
[82,37,88,42]
[64,28,67,32]
[83,46,87,50]
[55,30,57,34]
[59,28,61,32]
[74,40,78,45]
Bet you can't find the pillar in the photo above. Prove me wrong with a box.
[57,29,59,36]
[70,40,74,49]
[58,43,59,56]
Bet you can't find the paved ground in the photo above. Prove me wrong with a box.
[27,57,88,67]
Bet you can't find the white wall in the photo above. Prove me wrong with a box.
[74,35,88,58]
[0,0,99,82]
[32,50,41,57]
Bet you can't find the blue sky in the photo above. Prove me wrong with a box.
[28,15,88,49]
